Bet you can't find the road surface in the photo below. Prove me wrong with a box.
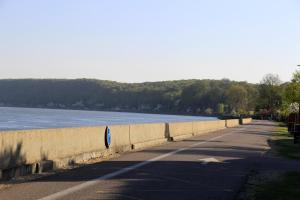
[1,120,299,200]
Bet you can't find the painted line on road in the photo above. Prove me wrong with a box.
[39,130,240,200]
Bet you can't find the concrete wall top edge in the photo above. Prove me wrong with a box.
[0,120,223,134]
[0,125,109,135]
[128,122,165,127]
[169,119,221,124]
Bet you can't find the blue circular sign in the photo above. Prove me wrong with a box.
[105,126,111,148]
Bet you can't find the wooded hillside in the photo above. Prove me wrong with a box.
[0,79,259,116]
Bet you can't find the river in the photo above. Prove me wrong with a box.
[0,107,217,131]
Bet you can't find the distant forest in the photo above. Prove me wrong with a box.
[0,79,259,116]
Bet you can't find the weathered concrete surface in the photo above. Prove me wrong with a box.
[193,120,226,135]
[169,120,226,141]
[1,121,298,200]
[0,126,107,170]
[109,125,131,153]
[241,118,252,124]
[129,123,167,150]
[169,133,194,141]
[226,119,240,127]
[131,138,168,150]
[0,124,131,171]
[168,121,194,140]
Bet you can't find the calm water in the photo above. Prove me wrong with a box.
[0,107,217,131]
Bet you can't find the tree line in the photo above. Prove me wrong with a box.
[0,69,298,120]
[257,69,300,121]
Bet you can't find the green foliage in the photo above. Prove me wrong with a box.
[283,69,300,118]
[257,74,283,112]
[285,83,300,104]
[0,79,258,115]
[225,85,248,115]
[293,70,300,82]
[0,71,295,118]
[217,103,225,115]
[285,70,300,104]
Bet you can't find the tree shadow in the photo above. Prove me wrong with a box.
[0,142,28,180]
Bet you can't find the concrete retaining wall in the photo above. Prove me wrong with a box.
[0,126,109,171]
[110,125,131,153]
[129,123,167,150]
[241,118,252,124]
[168,122,194,141]
[0,119,242,180]
[169,120,227,141]
[245,118,253,124]
[225,119,240,127]
[193,120,226,135]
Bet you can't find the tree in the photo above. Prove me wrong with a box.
[258,74,283,116]
[261,74,281,86]
[285,70,300,118]
[225,85,248,115]
[0,78,258,115]
[293,69,300,82]
[217,103,225,115]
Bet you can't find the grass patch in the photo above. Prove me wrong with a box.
[255,171,300,200]
[270,123,300,159]
[274,126,290,136]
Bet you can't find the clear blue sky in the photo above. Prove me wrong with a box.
[0,0,299,83]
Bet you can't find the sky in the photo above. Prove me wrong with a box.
[0,0,299,83]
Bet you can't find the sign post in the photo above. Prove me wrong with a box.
[105,126,111,148]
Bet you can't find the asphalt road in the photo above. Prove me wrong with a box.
[1,120,299,200]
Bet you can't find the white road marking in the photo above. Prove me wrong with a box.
[198,157,221,164]
[39,131,238,200]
